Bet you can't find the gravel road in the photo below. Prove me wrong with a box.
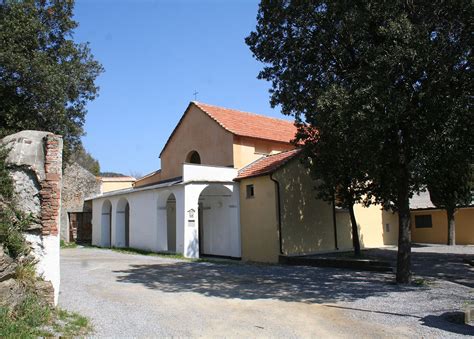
[59,247,474,337]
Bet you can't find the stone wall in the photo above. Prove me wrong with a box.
[2,130,63,304]
[61,162,101,242]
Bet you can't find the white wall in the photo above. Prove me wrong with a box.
[183,163,237,182]
[91,171,241,259]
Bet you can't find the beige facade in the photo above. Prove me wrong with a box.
[238,157,400,263]
[232,136,294,170]
[100,177,136,193]
[273,159,335,255]
[239,175,280,263]
[411,207,474,245]
[134,170,162,188]
[160,105,235,181]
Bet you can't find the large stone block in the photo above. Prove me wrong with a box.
[466,304,474,326]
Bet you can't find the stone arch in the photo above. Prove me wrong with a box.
[165,193,177,252]
[185,150,201,164]
[101,200,112,247]
[156,190,178,252]
[115,198,130,248]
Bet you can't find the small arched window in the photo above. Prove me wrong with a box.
[186,151,201,164]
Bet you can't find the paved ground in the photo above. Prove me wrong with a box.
[60,247,474,337]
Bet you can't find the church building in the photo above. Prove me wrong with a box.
[89,102,399,262]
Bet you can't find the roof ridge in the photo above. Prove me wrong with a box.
[192,101,294,125]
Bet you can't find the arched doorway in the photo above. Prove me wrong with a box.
[116,198,130,248]
[186,150,201,164]
[166,193,176,252]
[101,200,112,247]
[198,185,238,257]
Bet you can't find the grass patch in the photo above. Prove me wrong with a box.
[411,277,432,287]
[84,245,242,265]
[60,240,77,249]
[0,294,92,338]
[109,246,187,260]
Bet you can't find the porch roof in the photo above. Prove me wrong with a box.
[235,149,301,181]
[85,177,182,201]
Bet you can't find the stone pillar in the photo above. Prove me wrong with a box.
[2,130,63,305]
[41,134,62,237]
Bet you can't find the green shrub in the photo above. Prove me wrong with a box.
[0,145,13,201]
[0,294,92,337]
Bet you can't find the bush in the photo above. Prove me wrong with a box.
[0,144,32,258]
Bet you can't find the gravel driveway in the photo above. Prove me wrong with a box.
[59,247,473,337]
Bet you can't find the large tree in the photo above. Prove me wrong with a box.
[0,0,103,159]
[297,87,375,257]
[247,1,473,283]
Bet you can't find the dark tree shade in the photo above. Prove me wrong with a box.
[0,0,104,159]
[247,1,473,283]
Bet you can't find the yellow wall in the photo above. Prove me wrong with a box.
[334,205,399,250]
[101,181,135,193]
[411,208,474,245]
[335,210,352,250]
[273,159,336,255]
[232,136,294,170]
[134,171,162,188]
[239,176,280,263]
[160,105,234,180]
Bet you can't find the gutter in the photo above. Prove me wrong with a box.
[332,196,339,250]
[270,173,284,255]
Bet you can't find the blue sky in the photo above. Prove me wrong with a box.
[73,0,287,176]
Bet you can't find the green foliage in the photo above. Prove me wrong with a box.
[0,0,104,159]
[0,145,13,200]
[0,295,52,338]
[0,294,92,338]
[60,239,77,249]
[0,144,31,258]
[0,206,32,258]
[247,1,473,282]
[68,143,100,176]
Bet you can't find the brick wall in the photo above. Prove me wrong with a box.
[40,134,62,237]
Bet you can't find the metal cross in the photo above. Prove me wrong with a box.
[193,90,199,101]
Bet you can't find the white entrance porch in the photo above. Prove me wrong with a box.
[90,164,241,259]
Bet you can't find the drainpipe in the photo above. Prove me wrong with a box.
[270,173,284,255]
[332,196,339,250]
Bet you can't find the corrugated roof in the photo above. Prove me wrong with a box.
[235,149,301,180]
[410,191,435,209]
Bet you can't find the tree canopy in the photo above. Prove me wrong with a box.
[247,1,473,283]
[0,0,103,160]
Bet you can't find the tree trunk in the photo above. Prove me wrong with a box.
[396,176,412,284]
[348,203,361,257]
[447,208,456,245]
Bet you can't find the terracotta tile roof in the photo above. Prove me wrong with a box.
[193,101,297,143]
[235,149,301,180]
[159,101,298,157]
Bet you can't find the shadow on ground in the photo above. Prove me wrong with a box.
[420,312,474,336]
[114,261,423,304]
[362,247,474,287]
